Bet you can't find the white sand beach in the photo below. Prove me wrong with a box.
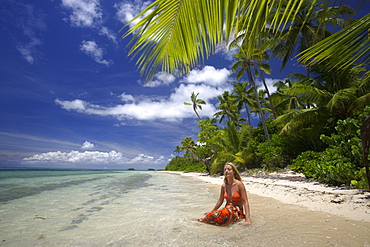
[173,171,370,223]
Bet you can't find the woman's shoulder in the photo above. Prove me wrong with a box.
[235,179,243,184]
[236,180,245,188]
[221,183,226,189]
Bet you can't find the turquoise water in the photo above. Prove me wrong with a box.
[1,169,369,246]
[0,168,230,246]
[0,168,144,202]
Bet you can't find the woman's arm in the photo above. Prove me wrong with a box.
[208,184,225,212]
[239,182,251,225]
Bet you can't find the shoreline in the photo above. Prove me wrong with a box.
[160,171,370,222]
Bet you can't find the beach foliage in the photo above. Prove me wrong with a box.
[165,156,206,172]
[122,0,369,189]
[289,107,370,187]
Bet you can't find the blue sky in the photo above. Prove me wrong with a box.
[0,0,367,170]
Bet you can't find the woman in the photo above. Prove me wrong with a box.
[198,162,251,226]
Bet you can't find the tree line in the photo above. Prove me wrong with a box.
[121,0,370,188]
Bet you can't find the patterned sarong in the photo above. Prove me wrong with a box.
[198,204,245,226]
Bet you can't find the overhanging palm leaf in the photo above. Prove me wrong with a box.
[122,0,319,80]
[299,13,370,71]
[272,2,355,73]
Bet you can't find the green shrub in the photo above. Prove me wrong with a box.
[256,141,284,171]
[290,107,370,188]
[165,156,206,172]
[289,149,361,186]
[351,168,369,190]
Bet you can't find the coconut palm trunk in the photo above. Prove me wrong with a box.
[246,66,270,143]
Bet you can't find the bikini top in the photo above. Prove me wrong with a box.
[224,190,242,201]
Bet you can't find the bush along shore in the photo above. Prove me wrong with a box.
[166,106,370,190]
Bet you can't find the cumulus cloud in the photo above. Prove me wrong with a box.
[61,0,117,43]
[81,141,95,150]
[23,150,165,167]
[80,40,112,65]
[128,154,165,164]
[119,93,135,103]
[181,66,232,86]
[61,0,102,28]
[115,0,152,27]
[56,66,233,122]
[143,72,176,87]
[256,78,279,94]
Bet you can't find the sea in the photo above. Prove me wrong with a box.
[2,168,369,247]
[0,168,247,247]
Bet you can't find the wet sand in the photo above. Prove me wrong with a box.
[165,171,370,246]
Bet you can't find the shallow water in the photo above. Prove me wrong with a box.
[0,169,369,246]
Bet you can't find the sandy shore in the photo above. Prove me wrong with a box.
[164,171,370,223]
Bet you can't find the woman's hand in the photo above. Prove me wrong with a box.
[243,218,251,226]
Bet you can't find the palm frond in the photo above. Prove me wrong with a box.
[299,13,370,71]
[326,88,356,113]
[122,0,319,80]
[274,107,326,132]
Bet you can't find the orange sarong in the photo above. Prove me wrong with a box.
[198,204,245,226]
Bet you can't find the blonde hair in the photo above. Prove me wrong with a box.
[223,162,242,183]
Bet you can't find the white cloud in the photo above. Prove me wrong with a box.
[114,0,152,26]
[61,0,102,28]
[61,0,118,44]
[81,141,95,150]
[55,66,233,122]
[55,99,88,111]
[23,150,165,166]
[181,66,231,86]
[119,93,135,102]
[7,2,47,64]
[99,26,117,44]
[80,40,112,65]
[17,45,37,64]
[218,46,238,62]
[127,153,164,164]
[143,72,176,87]
[255,78,279,94]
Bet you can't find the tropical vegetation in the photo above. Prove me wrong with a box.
[121,0,370,189]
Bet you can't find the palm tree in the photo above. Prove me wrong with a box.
[274,64,370,132]
[272,1,355,75]
[271,79,308,116]
[121,0,310,80]
[299,13,370,71]
[210,122,254,174]
[232,82,256,125]
[213,91,242,126]
[180,137,212,173]
[184,92,206,120]
[232,45,271,142]
[121,0,365,81]
[174,145,182,156]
